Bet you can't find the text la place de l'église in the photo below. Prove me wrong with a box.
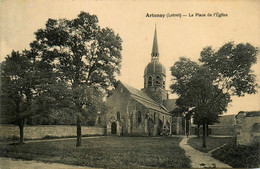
[146,13,166,18]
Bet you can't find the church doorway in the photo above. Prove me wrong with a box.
[148,118,154,136]
[158,119,163,135]
[111,122,117,134]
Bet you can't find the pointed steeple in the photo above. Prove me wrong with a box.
[151,25,159,60]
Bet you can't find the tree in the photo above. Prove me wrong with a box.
[171,61,231,146]
[30,12,122,146]
[1,51,35,143]
[29,81,70,125]
[0,45,65,142]
[170,42,258,147]
[199,42,258,96]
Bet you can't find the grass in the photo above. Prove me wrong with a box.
[187,136,234,153]
[0,136,190,168]
[0,136,19,142]
[212,142,260,168]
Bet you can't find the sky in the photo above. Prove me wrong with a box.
[0,0,259,115]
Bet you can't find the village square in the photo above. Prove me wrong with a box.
[0,1,259,168]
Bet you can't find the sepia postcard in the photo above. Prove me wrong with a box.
[0,0,259,168]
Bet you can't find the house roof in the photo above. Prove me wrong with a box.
[236,111,260,118]
[245,111,260,117]
[120,81,169,114]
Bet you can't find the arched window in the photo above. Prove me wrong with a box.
[155,76,161,86]
[137,111,142,123]
[162,81,165,88]
[117,111,120,120]
[148,76,153,87]
[154,112,156,122]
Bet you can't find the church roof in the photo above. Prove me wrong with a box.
[144,60,166,76]
[121,81,169,114]
[163,99,177,112]
[144,26,166,76]
[152,26,159,57]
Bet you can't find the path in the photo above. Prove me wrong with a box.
[179,136,231,168]
[0,157,101,169]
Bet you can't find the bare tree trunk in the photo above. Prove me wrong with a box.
[186,119,189,138]
[76,117,81,147]
[206,124,209,137]
[202,122,206,148]
[19,120,25,144]
[197,125,200,138]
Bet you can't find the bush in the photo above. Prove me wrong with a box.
[212,142,260,168]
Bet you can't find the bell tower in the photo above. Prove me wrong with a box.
[142,26,168,103]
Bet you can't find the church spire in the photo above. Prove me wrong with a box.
[151,25,159,60]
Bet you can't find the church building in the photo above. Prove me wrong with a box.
[97,27,184,136]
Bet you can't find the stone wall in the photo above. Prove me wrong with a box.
[236,111,260,145]
[190,125,235,136]
[0,125,105,140]
[210,126,235,136]
[209,115,236,136]
[190,115,236,136]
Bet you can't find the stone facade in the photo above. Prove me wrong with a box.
[103,82,172,136]
[172,117,185,135]
[236,111,260,145]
